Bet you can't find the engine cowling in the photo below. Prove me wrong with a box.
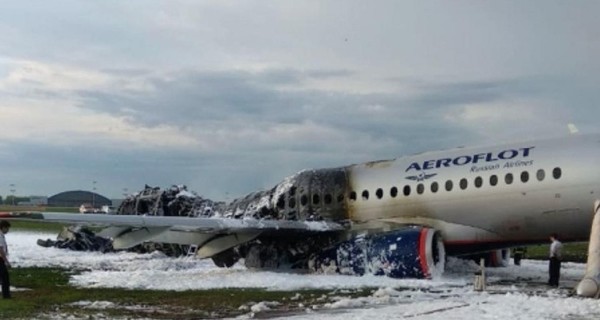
[312,227,445,279]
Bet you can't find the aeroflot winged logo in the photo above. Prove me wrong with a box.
[405,172,438,182]
[404,146,535,180]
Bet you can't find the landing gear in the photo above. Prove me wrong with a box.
[211,248,240,268]
[243,244,281,269]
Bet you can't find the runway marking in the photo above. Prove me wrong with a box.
[403,302,480,318]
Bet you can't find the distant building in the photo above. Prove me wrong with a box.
[48,190,112,208]
[17,196,48,206]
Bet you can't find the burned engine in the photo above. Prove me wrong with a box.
[311,227,445,279]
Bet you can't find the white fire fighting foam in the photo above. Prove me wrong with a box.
[8,231,600,319]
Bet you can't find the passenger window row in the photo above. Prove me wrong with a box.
[351,167,562,199]
[278,167,562,209]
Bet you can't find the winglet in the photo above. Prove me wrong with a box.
[568,123,579,134]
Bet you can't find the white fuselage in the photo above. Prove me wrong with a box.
[345,134,600,251]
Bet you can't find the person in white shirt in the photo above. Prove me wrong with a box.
[0,220,11,299]
[548,233,563,287]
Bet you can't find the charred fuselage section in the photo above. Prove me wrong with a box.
[41,167,448,278]
[45,168,354,267]
[220,167,353,270]
[116,185,226,217]
[224,167,350,222]
[115,166,352,223]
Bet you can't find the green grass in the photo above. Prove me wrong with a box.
[0,205,77,233]
[10,220,66,233]
[0,267,367,319]
[0,205,78,213]
[524,242,589,263]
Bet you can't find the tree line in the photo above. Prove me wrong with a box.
[0,195,32,205]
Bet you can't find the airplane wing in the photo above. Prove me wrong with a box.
[0,211,345,258]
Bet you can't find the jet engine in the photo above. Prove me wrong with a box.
[311,227,445,279]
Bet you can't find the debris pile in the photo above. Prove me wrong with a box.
[37,226,113,253]
[38,184,227,257]
[116,184,226,217]
[38,167,349,262]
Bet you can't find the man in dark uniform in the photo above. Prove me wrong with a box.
[0,220,11,299]
[548,233,563,287]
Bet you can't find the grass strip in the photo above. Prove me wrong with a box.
[0,267,370,319]
[523,242,589,263]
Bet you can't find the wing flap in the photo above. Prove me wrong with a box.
[112,227,170,249]
[196,233,261,258]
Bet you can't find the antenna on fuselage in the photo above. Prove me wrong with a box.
[568,123,579,134]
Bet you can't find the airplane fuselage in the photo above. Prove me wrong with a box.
[244,134,600,255]
[6,134,599,278]
[344,134,600,253]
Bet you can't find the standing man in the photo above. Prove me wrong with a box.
[0,220,11,299]
[548,233,563,287]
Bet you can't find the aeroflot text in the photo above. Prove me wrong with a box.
[405,147,535,172]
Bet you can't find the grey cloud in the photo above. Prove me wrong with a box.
[4,69,599,200]
[2,1,600,202]
[27,66,593,153]
[306,70,354,79]
[74,68,558,154]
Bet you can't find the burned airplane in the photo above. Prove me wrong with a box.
[3,133,600,280]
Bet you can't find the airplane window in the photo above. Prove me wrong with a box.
[474,176,483,188]
[431,182,439,193]
[362,190,369,200]
[289,186,296,196]
[490,175,498,186]
[553,167,562,179]
[521,171,529,183]
[445,180,453,191]
[301,195,308,206]
[324,194,332,205]
[537,169,545,181]
[390,186,398,198]
[417,183,425,194]
[505,173,514,185]
[312,194,320,205]
[276,195,285,209]
[403,185,411,196]
[289,197,296,208]
[376,188,384,199]
[337,194,344,203]
[460,178,468,190]
[350,191,357,201]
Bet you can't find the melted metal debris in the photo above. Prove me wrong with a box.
[39,168,352,258]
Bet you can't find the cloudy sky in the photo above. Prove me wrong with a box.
[0,1,599,201]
